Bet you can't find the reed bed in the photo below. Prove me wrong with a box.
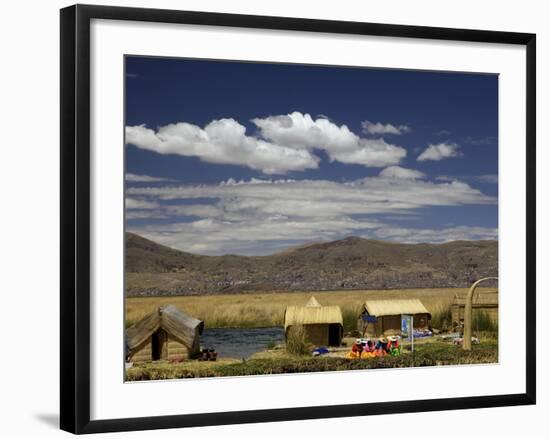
[285,325,310,356]
[125,287,495,329]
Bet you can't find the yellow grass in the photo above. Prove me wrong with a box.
[125,288,496,329]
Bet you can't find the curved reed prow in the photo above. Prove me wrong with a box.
[463,277,498,350]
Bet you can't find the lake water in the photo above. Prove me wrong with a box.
[201,326,284,359]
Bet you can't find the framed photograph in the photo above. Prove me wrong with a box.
[60,4,536,434]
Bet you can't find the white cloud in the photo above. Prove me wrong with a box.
[134,216,378,256]
[126,175,496,255]
[126,119,320,175]
[372,225,497,243]
[252,112,357,151]
[252,112,407,167]
[436,174,498,184]
[128,177,494,218]
[417,142,462,161]
[125,173,173,183]
[125,197,160,209]
[164,204,224,218]
[361,120,411,135]
[379,166,425,180]
[126,210,167,220]
[125,112,408,175]
[476,174,498,184]
[330,138,407,167]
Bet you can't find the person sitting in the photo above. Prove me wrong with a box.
[374,338,387,356]
[351,338,363,354]
[346,338,363,359]
[387,336,401,356]
[364,339,374,352]
[360,339,376,359]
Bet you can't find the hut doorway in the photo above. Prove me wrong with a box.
[151,329,167,360]
[328,324,342,346]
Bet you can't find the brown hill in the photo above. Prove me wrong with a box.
[125,232,202,272]
[125,232,498,296]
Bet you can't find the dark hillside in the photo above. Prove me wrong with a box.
[125,232,498,296]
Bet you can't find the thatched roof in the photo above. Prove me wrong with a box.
[284,297,343,330]
[363,299,430,317]
[306,296,322,307]
[126,305,204,353]
[453,290,498,306]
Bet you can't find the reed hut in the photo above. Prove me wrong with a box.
[357,299,431,337]
[451,290,498,328]
[126,304,204,362]
[284,296,343,346]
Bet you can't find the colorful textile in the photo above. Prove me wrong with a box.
[360,351,376,359]
[312,347,330,356]
[346,337,402,359]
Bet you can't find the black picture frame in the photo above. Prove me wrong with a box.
[60,4,536,434]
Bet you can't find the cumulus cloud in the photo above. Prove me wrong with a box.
[125,173,173,183]
[361,120,411,135]
[379,166,425,180]
[252,112,358,151]
[126,112,407,174]
[125,119,319,175]
[126,175,496,255]
[252,112,406,167]
[417,142,462,161]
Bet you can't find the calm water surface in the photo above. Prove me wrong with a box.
[201,326,284,359]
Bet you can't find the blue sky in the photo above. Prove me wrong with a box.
[125,56,498,256]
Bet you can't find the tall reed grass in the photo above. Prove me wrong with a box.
[285,325,310,356]
[472,310,498,333]
[341,305,362,334]
[430,304,453,331]
[125,288,495,329]
[428,303,498,335]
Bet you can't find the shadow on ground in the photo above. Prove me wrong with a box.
[34,413,59,430]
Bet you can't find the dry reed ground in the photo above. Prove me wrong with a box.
[125,287,495,329]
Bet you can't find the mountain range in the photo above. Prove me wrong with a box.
[125,232,498,296]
